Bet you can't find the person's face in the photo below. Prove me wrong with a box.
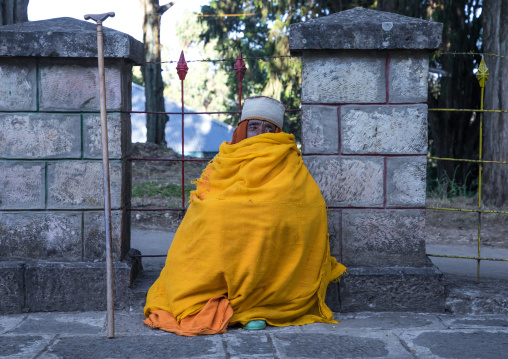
[246,119,277,138]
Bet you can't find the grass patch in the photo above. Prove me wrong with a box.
[132,181,194,198]
[427,167,477,200]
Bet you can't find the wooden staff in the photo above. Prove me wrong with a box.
[84,11,116,339]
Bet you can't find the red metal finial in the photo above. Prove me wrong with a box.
[234,51,247,82]
[176,51,189,81]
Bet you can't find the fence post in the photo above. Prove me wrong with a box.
[234,51,247,110]
[289,8,445,312]
[177,51,189,208]
[475,56,489,282]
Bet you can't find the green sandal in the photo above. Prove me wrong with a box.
[243,320,266,330]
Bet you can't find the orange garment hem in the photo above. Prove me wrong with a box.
[143,295,233,337]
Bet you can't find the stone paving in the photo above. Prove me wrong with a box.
[2,310,508,358]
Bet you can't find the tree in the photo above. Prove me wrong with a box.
[482,0,508,207]
[199,1,377,143]
[141,0,176,145]
[199,1,487,194]
[376,0,429,17]
[426,1,483,194]
[162,11,231,123]
[0,0,28,26]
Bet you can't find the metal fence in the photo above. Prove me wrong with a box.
[426,54,508,282]
[128,51,508,281]
[129,51,300,259]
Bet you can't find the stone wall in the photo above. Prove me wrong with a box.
[0,17,143,313]
[0,10,448,314]
[290,8,445,312]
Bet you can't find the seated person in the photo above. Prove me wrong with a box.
[143,96,347,336]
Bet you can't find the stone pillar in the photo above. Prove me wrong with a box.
[0,18,143,313]
[290,8,445,312]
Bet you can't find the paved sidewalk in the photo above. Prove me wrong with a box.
[2,309,508,358]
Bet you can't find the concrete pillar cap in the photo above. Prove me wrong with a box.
[289,7,443,54]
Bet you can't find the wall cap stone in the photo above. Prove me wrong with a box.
[0,17,143,63]
[289,7,443,53]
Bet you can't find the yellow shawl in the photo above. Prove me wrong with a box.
[144,132,346,331]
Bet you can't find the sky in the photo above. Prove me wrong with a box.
[28,0,210,58]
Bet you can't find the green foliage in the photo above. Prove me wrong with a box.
[132,181,193,198]
[162,11,231,123]
[182,0,484,172]
[198,0,377,143]
[132,66,145,87]
[427,164,477,200]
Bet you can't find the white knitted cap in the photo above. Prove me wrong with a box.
[240,96,285,129]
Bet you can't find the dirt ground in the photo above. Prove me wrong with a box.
[130,143,508,249]
[426,196,508,249]
[130,142,209,232]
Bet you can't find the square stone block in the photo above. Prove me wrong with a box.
[289,7,443,52]
[25,262,132,312]
[84,210,128,262]
[339,265,445,312]
[0,113,81,159]
[386,156,426,207]
[342,209,427,267]
[304,156,384,207]
[0,58,36,111]
[341,105,427,155]
[389,52,429,103]
[0,162,45,210]
[0,261,25,314]
[327,209,341,258]
[302,52,386,103]
[444,276,508,314]
[301,105,339,154]
[39,60,124,111]
[0,212,82,261]
[83,113,130,159]
[47,160,123,209]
